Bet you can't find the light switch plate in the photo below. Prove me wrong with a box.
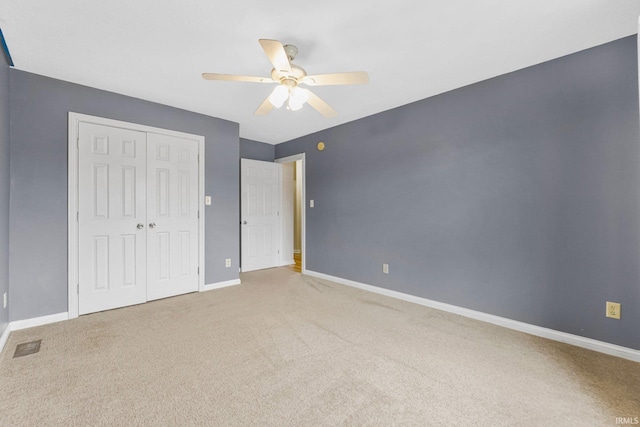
[205,196,212,205]
[310,200,314,208]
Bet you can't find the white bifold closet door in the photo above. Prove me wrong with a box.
[146,132,199,301]
[78,123,199,315]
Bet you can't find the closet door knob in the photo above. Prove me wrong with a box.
[137,223,144,229]
[149,222,157,229]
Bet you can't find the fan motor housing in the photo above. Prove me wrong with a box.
[272,64,306,86]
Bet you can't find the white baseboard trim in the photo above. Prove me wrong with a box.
[200,279,241,292]
[280,260,295,266]
[0,323,10,355]
[305,270,640,363]
[10,312,69,331]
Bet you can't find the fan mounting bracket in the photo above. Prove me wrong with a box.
[283,44,298,61]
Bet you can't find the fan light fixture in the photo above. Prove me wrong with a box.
[287,87,310,111]
[202,39,369,117]
[268,85,310,111]
[268,85,289,108]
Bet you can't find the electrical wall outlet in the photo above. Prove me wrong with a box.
[382,263,389,274]
[606,301,621,319]
[225,258,231,268]
[3,292,6,309]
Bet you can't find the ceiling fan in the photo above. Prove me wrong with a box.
[202,39,369,118]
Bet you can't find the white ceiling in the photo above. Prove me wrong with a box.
[2,1,640,144]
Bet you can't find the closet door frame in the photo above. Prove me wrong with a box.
[67,112,205,320]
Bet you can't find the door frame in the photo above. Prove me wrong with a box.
[67,112,205,319]
[275,153,306,273]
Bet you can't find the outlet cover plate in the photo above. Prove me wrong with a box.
[606,301,621,319]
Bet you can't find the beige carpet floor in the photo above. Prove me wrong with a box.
[1,268,639,426]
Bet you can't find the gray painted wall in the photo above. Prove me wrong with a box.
[276,36,640,350]
[240,138,275,161]
[9,70,240,321]
[0,46,10,334]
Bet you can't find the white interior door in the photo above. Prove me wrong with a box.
[241,159,281,272]
[78,123,148,315]
[77,121,201,315]
[147,133,200,301]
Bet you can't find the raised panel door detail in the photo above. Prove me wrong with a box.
[157,143,169,161]
[78,122,147,315]
[179,171,190,217]
[121,166,136,218]
[93,236,109,291]
[263,184,273,215]
[264,226,273,256]
[179,148,189,163]
[121,139,136,157]
[121,234,136,287]
[247,183,257,215]
[179,231,190,276]
[158,232,170,280]
[92,136,109,155]
[247,226,258,258]
[156,169,170,217]
[93,164,109,219]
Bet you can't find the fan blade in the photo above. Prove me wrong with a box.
[254,93,275,116]
[258,39,292,74]
[305,89,338,118]
[202,73,274,83]
[301,71,369,86]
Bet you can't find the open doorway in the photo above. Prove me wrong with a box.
[276,153,305,273]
